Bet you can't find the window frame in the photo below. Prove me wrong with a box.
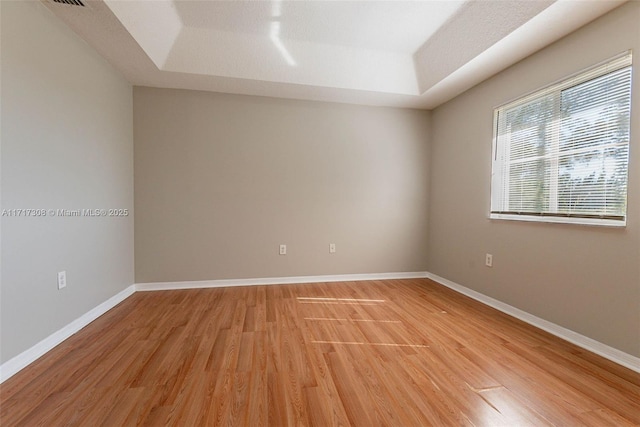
[489,52,633,228]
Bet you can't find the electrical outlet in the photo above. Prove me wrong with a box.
[485,254,493,268]
[57,271,67,289]
[329,243,336,253]
[279,244,287,255]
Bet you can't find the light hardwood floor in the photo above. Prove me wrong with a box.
[1,278,639,426]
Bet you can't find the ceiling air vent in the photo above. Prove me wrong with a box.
[51,0,85,6]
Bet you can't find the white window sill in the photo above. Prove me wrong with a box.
[489,213,626,228]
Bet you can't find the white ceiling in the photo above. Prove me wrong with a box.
[42,0,626,109]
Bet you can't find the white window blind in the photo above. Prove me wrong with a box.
[490,52,633,226]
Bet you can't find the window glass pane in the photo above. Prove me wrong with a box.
[557,148,628,215]
[507,159,550,212]
[503,96,554,162]
[558,67,631,217]
[560,67,631,152]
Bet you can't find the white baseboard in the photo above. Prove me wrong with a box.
[426,272,640,373]
[0,273,425,384]
[135,271,429,291]
[0,285,136,383]
[3,271,637,385]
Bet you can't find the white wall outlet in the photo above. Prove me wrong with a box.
[57,271,67,289]
[279,244,287,255]
[329,243,336,253]
[485,254,493,268]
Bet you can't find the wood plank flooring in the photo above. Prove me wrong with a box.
[1,278,639,426]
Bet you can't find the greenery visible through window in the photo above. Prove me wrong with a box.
[490,52,632,226]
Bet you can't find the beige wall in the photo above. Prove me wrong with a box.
[427,1,640,357]
[0,1,134,363]
[134,87,430,283]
